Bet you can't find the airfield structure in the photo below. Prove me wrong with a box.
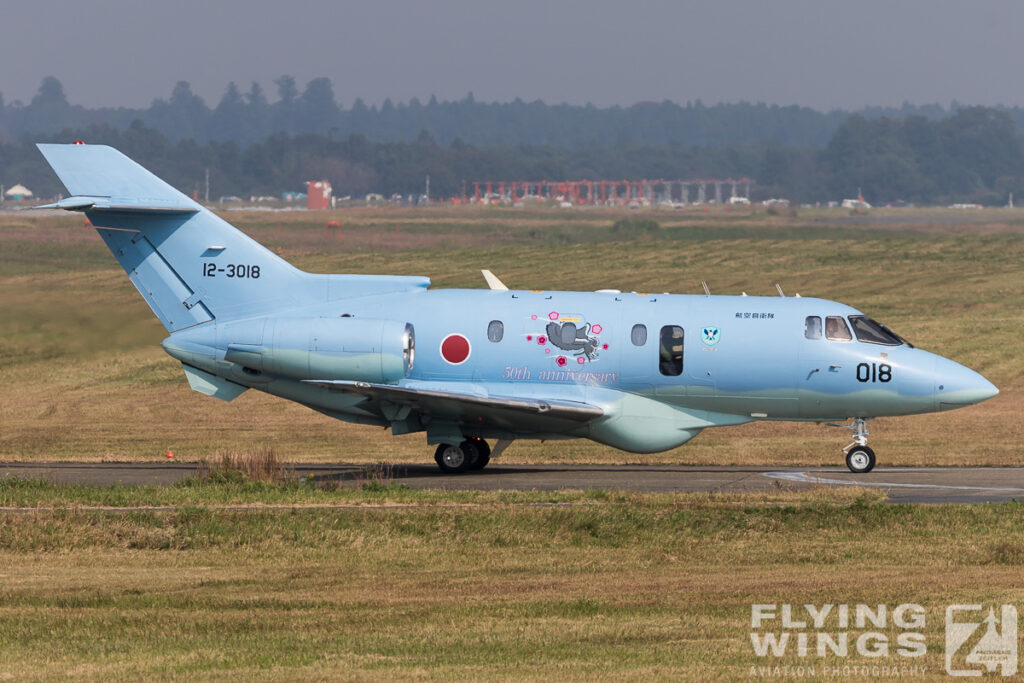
[466,178,752,205]
[307,180,333,210]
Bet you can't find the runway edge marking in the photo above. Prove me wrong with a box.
[764,470,1024,493]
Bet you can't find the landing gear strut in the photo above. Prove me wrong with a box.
[829,418,876,474]
[434,439,490,473]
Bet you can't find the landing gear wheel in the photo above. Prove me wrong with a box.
[434,441,480,473]
[466,438,490,471]
[845,446,876,474]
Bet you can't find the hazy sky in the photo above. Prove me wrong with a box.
[3,0,1022,111]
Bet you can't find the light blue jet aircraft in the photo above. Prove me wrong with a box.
[37,143,999,474]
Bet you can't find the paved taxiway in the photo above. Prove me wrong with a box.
[2,463,1023,504]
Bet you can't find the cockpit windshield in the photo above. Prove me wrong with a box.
[847,315,909,346]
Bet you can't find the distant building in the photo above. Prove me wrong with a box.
[841,198,871,210]
[4,184,33,200]
[307,181,332,210]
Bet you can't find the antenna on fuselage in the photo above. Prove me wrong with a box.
[481,269,509,291]
[701,281,710,296]
[775,283,785,297]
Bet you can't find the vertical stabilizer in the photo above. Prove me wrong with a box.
[37,144,309,331]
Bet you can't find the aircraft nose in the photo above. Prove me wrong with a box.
[936,359,999,411]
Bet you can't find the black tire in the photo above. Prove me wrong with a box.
[468,437,491,459]
[466,438,490,470]
[845,446,876,474]
[435,441,477,473]
[469,451,490,470]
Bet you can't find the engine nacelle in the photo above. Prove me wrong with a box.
[162,316,414,385]
[223,317,414,383]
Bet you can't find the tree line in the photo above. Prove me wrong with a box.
[4,105,1024,206]
[3,76,1018,150]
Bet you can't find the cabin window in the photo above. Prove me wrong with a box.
[487,320,504,342]
[631,324,647,346]
[825,316,852,342]
[804,316,822,340]
[848,315,902,346]
[659,325,684,376]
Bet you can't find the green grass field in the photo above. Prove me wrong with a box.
[0,205,1019,466]
[1,481,1023,679]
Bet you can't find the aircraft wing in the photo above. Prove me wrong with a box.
[302,380,604,428]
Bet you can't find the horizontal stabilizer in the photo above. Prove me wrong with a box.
[36,144,200,210]
[35,195,198,214]
[182,365,248,402]
[303,380,603,422]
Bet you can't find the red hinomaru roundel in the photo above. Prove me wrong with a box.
[440,334,471,365]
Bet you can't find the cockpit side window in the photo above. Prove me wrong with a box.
[804,316,822,340]
[848,316,902,346]
[487,320,504,342]
[825,316,852,342]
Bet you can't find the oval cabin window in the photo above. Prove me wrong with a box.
[631,324,647,346]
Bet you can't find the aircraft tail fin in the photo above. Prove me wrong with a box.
[37,143,305,332]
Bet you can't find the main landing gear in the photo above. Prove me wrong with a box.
[830,417,876,474]
[434,437,491,473]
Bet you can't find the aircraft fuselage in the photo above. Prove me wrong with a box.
[164,288,996,454]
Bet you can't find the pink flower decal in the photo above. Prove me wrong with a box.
[602,343,609,350]
[526,335,533,341]
[537,335,546,344]
[548,312,559,320]
[577,357,586,365]
[545,348,551,354]
[591,324,603,334]
[556,356,567,367]
[531,314,538,320]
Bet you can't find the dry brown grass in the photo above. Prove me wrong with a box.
[195,446,295,483]
[0,488,1020,678]
[1,207,1021,466]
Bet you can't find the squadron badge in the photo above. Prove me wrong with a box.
[701,326,721,346]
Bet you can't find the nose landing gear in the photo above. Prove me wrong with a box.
[829,418,876,474]
[845,445,876,474]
